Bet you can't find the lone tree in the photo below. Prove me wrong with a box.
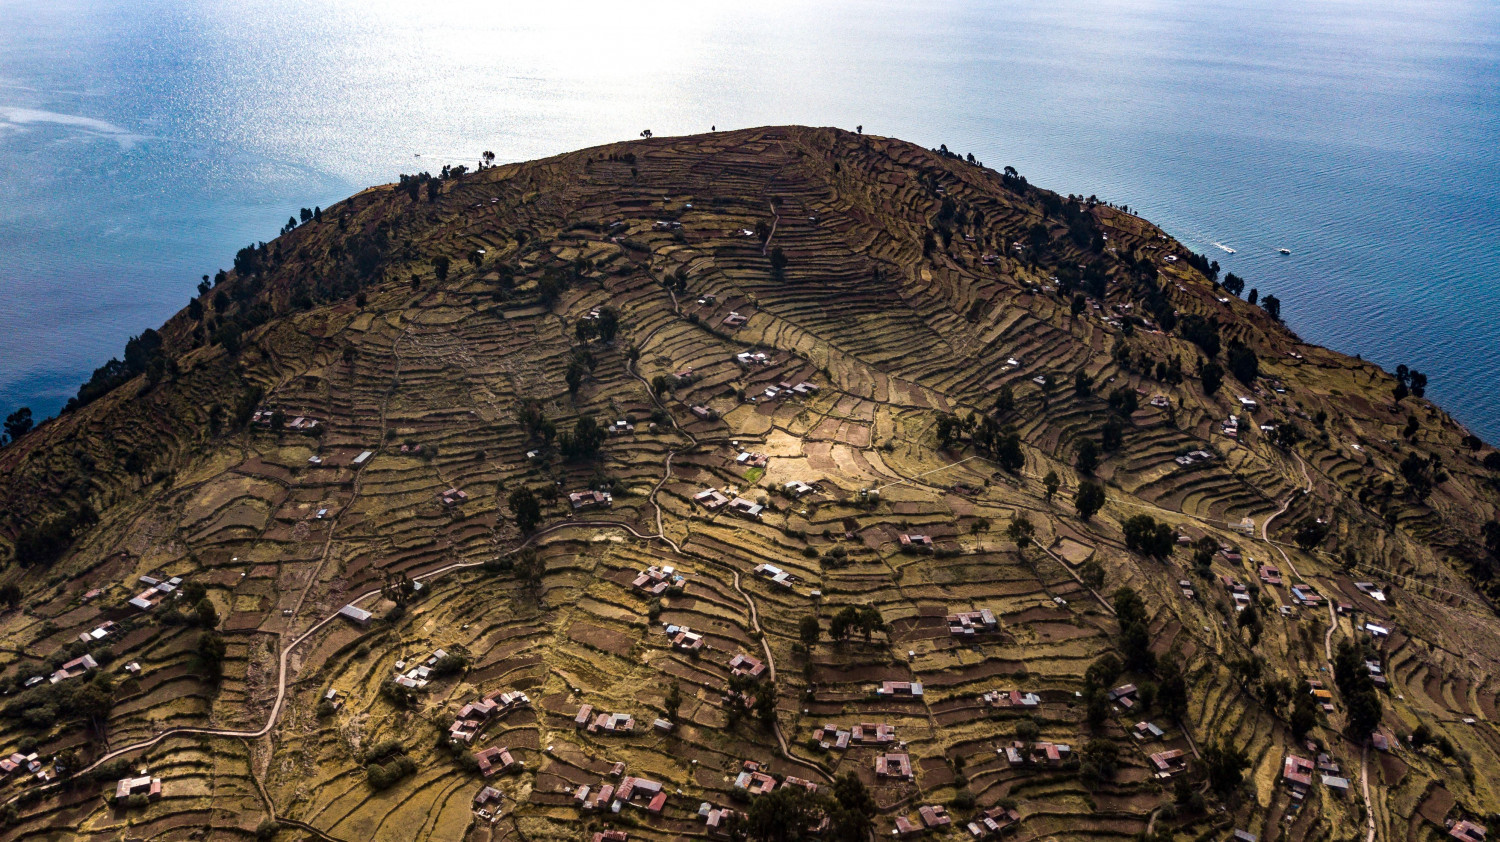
[560,414,606,461]
[596,306,620,342]
[1074,481,1105,521]
[799,615,821,649]
[1043,470,1060,502]
[663,680,682,721]
[3,407,33,444]
[1393,364,1428,402]
[1203,741,1250,795]
[1294,519,1329,551]
[197,630,228,682]
[508,486,541,533]
[1073,371,1092,397]
[769,246,788,282]
[195,597,219,629]
[830,605,884,643]
[1333,639,1383,740]
[432,255,450,282]
[1200,360,1224,395]
[1076,437,1099,475]
[742,784,821,840]
[1226,341,1259,383]
[1007,515,1035,549]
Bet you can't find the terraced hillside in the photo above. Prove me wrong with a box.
[1,126,1499,842]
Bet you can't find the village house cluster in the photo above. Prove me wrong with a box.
[579,772,668,815]
[965,806,1021,839]
[734,760,820,796]
[474,745,519,777]
[113,774,162,804]
[1174,448,1216,467]
[876,680,924,699]
[447,688,530,744]
[1,752,50,784]
[895,804,952,835]
[632,565,685,595]
[947,609,998,636]
[728,653,766,678]
[569,489,613,511]
[694,487,730,510]
[575,704,636,735]
[752,563,798,590]
[699,801,744,834]
[981,689,1040,709]
[251,409,322,432]
[875,752,913,780]
[665,623,704,653]
[1282,751,1349,802]
[1149,748,1188,778]
[813,722,896,750]
[129,574,184,611]
[391,648,453,689]
[1004,741,1070,767]
[749,380,819,402]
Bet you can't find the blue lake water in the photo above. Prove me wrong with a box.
[2,0,1497,438]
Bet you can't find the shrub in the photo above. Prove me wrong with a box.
[366,756,417,790]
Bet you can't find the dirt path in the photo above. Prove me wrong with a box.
[873,454,982,493]
[287,329,407,626]
[1261,455,1376,842]
[1360,744,1376,842]
[623,343,829,780]
[1034,542,1114,616]
[1261,454,1311,579]
[761,203,780,255]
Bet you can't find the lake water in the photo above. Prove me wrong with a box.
[2,0,1497,438]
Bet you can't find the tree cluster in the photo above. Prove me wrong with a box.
[559,415,605,461]
[364,740,417,790]
[739,772,876,842]
[1393,364,1428,402]
[1122,514,1176,559]
[1333,638,1383,740]
[1113,587,1155,672]
[829,605,884,643]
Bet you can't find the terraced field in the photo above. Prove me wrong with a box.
[1,127,1499,842]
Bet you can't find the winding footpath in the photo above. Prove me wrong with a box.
[49,331,825,814]
[622,352,830,780]
[1261,455,1376,842]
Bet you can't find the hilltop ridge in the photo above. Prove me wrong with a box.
[0,126,1498,841]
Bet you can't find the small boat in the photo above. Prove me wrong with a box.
[1278,248,1292,255]
[1213,242,1236,254]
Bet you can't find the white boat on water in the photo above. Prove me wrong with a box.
[1212,242,1236,254]
[1278,248,1292,255]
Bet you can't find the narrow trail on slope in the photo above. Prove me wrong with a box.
[52,292,828,807]
[287,329,407,625]
[624,328,831,780]
[761,203,780,255]
[1261,454,1376,842]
